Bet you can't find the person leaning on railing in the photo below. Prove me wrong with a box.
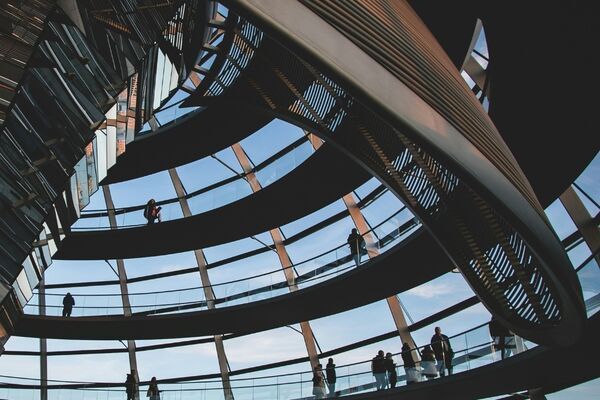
[401,342,420,384]
[147,376,160,400]
[420,345,438,380]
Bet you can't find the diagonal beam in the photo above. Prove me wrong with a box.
[102,186,139,394]
[560,185,600,267]
[168,168,234,400]
[308,133,420,362]
[230,142,321,368]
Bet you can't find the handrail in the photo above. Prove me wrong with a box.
[41,183,389,290]
[36,208,410,298]
[26,214,417,314]
[78,136,311,218]
[0,321,496,389]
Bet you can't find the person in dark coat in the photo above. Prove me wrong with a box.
[385,353,397,388]
[431,327,453,376]
[325,358,337,397]
[62,293,75,317]
[125,373,135,400]
[401,342,419,384]
[146,376,160,400]
[371,350,387,390]
[347,228,365,267]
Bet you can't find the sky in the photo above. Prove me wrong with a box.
[1,21,599,400]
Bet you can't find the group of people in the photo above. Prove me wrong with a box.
[371,350,398,390]
[373,326,454,391]
[125,371,160,400]
[311,358,337,398]
[425,326,454,378]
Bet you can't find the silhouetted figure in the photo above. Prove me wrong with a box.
[401,342,419,384]
[420,345,438,380]
[489,316,514,359]
[144,199,162,225]
[431,327,453,376]
[62,293,75,317]
[312,364,327,399]
[325,358,337,397]
[125,373,135,400]
[385,353,397,388]
[347,228,365,267]
[147,376,160,400]
[371,350,387,390]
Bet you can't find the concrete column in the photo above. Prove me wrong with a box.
[168,169,234,400]
[102,186,140,391]
[231,143,321,368]
[560,185,600,265]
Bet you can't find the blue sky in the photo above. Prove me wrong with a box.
[1,23,599,400]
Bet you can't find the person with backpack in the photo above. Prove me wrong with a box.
[347,228,365,267]
[62,293,75,317]
[144,199,161,225]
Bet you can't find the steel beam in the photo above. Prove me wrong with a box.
[168,168,234,400]
[38,274,47,400]
[560,185,600,266]
[230,143,321,368]
[102,186,140,392]
[308,133,419,362]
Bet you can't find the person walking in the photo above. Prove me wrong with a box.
[431,327,454,376]
[143,199,162,225]
[312,364,327,399]
[385,353,397,388]
[146,376,160,400]
[371,350,387,390]
[325,358,337,397]
[62,293,75,317]
[347,228,365,267]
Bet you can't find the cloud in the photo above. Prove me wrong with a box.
[406,282,455,299]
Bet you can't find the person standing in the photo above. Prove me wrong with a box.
[371,350,387,390]
[385,353,397,388]
[347,228,365,267]
[431,327,453,376]
[420,345,438,380]
[312,364,327,399]
[325,358,337,397]
[143,199,162,225]
[401,342,419,384]
[62,293,75,317]
[146,376,160,400]
[125,373,135,400]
